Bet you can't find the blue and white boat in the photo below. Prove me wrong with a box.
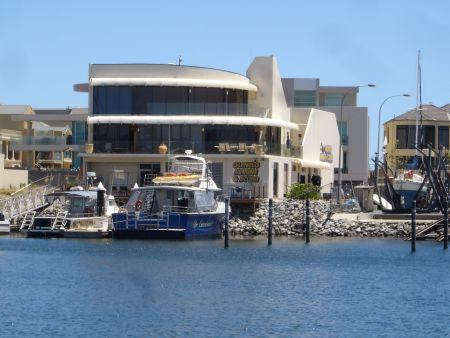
[393,171,427,209]
[112,153,226,239]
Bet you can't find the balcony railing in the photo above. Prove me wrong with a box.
[11,136,68,146]
[92,140,302,158]
[95,103,270,117]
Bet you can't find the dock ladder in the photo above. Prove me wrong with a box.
[20,211,36,231]
[51,211,68,230]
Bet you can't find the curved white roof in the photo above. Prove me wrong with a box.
[87,115,299,130]
[90,78,257,92]
[89,64,257,92]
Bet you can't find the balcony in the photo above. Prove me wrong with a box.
[10,136,84,152]
[90,140,302,158]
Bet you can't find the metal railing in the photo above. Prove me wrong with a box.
[92,140,302,158]
[95,102,270,117]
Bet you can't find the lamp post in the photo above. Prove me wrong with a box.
[337,84,375,205]
[374,94,410,195]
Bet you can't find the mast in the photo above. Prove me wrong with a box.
[415,50,421,154]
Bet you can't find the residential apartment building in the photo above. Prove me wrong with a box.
[74,56,340,200]
[8,107,88,170]
[0,105,30,188]
[383,104,450,170]
[281,78,369,185]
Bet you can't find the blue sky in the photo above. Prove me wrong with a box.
[1,0,450,161]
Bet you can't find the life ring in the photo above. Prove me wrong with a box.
[405,170,413,179]
[135,200,143,211]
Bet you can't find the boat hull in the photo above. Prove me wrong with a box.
[393,180,426,209]
[0,221,10,235]
[112,212,224,239]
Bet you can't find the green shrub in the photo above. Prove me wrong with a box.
[287,183,321,200]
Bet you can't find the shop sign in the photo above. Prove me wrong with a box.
[232,161,260,183]
[320,144,333,163]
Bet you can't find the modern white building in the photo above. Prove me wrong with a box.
[73,56,340,202]
[282,78,369,186]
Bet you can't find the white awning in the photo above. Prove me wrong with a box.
[87,115,299,130]
[296,159,331,169]
[90,78,258,92]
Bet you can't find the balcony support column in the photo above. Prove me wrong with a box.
[5,141,9,160]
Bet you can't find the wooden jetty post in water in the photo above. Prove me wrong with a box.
[305,199,310,244]
[268,198,273,246]
[224,197,229,249]
[411,200,416,252]
[444,196,448,250]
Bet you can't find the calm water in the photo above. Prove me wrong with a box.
[1,236,450,337]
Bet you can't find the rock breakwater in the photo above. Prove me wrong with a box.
[228,199,427,238]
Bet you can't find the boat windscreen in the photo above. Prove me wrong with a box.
[194,191,215,212]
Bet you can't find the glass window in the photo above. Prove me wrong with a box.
[438,126,449,148]
[337,121,348,145]
[93,125,131,153]
[421,125,435,148]
[294,90,316,107]
[71,122,86,145]
[324,93,345,106]
[106,87,120,114]
[343,151,348,174]
[118,86,132,114]
[93,86,248,115]
[396,125,416,149]
[93,86,107,114]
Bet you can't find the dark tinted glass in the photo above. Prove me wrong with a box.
[438,126,449,148]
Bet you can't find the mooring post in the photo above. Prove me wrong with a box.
[224,197,229,249]
[444,196,448,250]
[268,198,273,246]
[305,199,310,244]
[411,200,416,253]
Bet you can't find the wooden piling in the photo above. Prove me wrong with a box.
[268,198,273,246]
[411,200,416,252]
[305,199,310,244]
[444,197,448,250]
[224,197,229,249]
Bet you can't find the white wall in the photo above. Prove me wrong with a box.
[0,155,28,189]
[301,109,340,192]
[246,56,290,122]
[318,106,369,182]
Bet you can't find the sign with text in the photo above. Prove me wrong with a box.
[232,161,260,183]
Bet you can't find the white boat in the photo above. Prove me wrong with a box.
[392,171,426,209]
[373,194,393,210]
[0,220,10,235]
[23,184,119,238]
[112,153,226,239]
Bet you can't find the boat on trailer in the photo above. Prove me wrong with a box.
[112,153,226,239]
[22,186,118,238]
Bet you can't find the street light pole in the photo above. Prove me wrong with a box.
[374,94,410,196]
[337,84,375,205]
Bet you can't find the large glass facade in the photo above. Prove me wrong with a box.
[92,124,284,155]
[337,121,348,145]
[93,86,248,115]
[324,93,344,106]
[294,90,316,107]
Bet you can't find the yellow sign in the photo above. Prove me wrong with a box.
[232,161,260,183]
[320,144,333,163]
